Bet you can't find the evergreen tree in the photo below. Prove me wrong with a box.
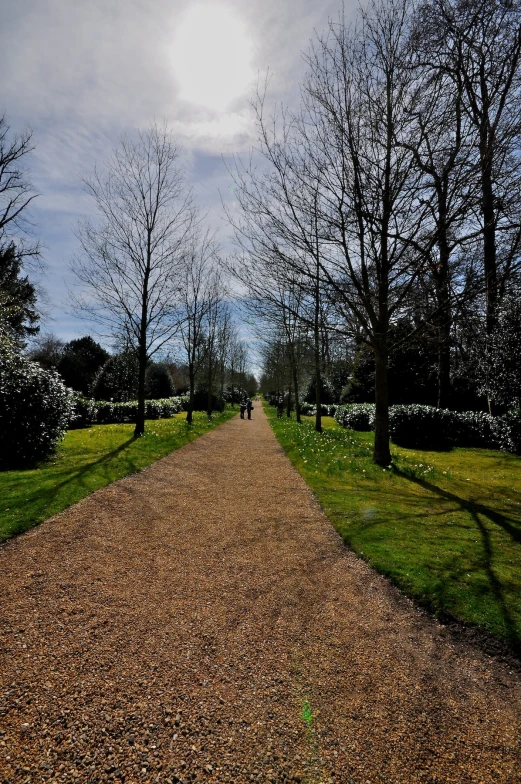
[91,353,139,402]
[144,362,175,400]
[0,244,39,345]
[57,336,109,395]
[479,287,521,410]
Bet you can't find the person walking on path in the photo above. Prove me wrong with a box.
[246,398,253,420]
[239,400,246,419]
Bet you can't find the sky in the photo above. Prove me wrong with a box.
[1,0,353,357]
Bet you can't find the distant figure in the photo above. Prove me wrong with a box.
[240,400,246,419]
[246,398,253,420]
[277,397,284,418]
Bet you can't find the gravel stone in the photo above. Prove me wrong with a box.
[0,407,520,782]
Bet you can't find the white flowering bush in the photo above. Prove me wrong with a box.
[388,405,454,450]
[335,404,375,431]
[68,395,187,428]
[0,344,73,469]
[494,411,521,455]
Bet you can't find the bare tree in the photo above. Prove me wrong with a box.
[228,0,429,464]
[419,0,521,337]
[235,260,310,423]
[225,94,333,433]
[178,232,219,423]
[215,300,234,405]
[0,114,39,260]
[201,275,228,418]
[397,29,479,408]
[305,0,433,462]
[228,337,248,405]
[73,124,196,436]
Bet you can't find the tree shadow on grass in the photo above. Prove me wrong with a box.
[393,466,521,654]
[3,437,137,540]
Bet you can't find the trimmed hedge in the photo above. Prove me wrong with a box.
[0,346,73,469]
[335,403,375,431]
[452,410,497,449]
[190,389,225,413]
[388,405,454,450]
[69,396,188,429]
[300,402,338,417]
[334,403,521,455]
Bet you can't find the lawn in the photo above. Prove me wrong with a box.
[0,409,236,542]
[268,407,521,654]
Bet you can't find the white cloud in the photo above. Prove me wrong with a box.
[1,0,357,340]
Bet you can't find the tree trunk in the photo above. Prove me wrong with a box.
[135,344,147,437]
[230,363,235,408]
[186,365,195,424]
[288,339,301,423]
[373,342,391,466]
[292,360,301,424]
[434,259,451,409]
[207,355,213,418]
[220,361,225,405]
[433,186,452,409]
[286,382,292,418]
[135,240,151,438]
[481,146,498,416]
[437,317,451,410]
[481,144,498,339]
[314,277,322,434]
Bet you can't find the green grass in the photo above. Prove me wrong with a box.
[0,410,236,542]
[268,408,521,653]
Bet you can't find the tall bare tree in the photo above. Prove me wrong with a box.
[301,0,435,464]
[73,124,196,436]
[419,0,521,337]
[397,31,479,408]
[0,114,39,260]
[178,232,219,423]
[225,93,332,433]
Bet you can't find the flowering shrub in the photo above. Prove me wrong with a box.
[388,405,454,450]
[301,402,338,417]
[0,345,73,469]
[335,404,375,431]
[494,410,521,455]
[453,411,498,449]
[69,395,187,429]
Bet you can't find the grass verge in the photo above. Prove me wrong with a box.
[0,410,236,542]
[267,407,521,654]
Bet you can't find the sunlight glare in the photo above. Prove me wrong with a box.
[171,4,254,112]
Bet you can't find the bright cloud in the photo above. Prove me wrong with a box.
[171,4,254,112]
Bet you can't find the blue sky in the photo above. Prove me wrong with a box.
[1,0,351,350]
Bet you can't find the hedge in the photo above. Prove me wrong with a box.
[335,403,375,431]
[334,403,521,455]
[69,396,188,429]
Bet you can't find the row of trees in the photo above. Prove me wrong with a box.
[0,116,256,440]
[71,125,256,434]
[228,0,521,464]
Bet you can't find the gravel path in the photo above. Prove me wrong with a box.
[1,406,521,784]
